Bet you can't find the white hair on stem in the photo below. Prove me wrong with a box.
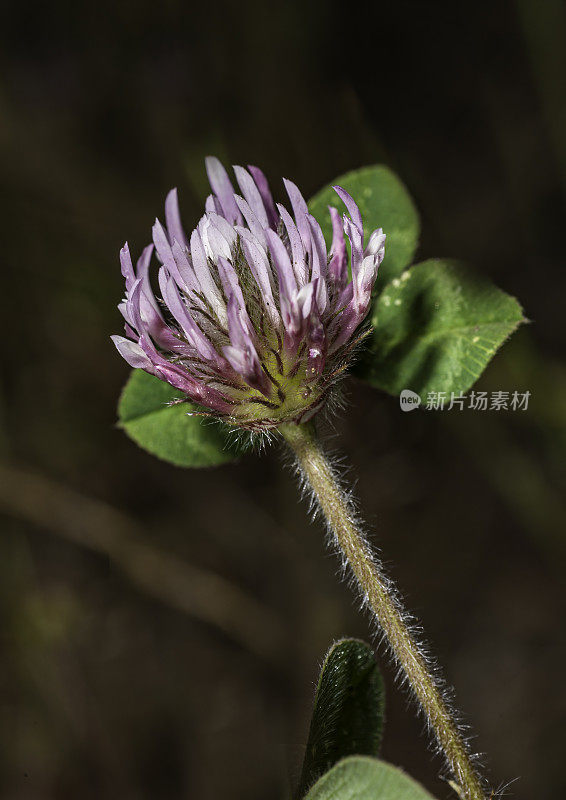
[279,420,492,800]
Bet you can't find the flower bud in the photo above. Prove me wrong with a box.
[112,158,385,430]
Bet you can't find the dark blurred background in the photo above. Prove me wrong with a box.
[1,0,565,798]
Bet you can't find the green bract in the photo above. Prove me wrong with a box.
[356,259,525,402]
[297,639,385,798]
[308,165,420,286]
[118,370,240,467]
[303,756,438,800]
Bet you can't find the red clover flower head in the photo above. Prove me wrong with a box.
[112,158,385,430]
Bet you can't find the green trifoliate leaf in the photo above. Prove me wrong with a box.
[355,259,525,402]
[117,370,242,468]
[303,756,438,800]
[296,639,385,799]
[308,165,420,285]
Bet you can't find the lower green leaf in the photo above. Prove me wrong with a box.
[356,259,525,402]
[303,756,438,800]
[117,370,242,468]
[297,639,385,798]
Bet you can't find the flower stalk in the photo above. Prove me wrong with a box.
[111,157,490,798]
[280,421,487,800]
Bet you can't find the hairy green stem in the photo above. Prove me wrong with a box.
[280,421,487,800]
